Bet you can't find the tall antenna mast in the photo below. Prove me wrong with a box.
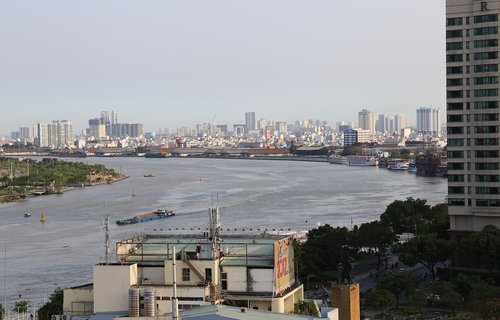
[102,212,110,265]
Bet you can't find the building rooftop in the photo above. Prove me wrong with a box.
[178,305,325,320]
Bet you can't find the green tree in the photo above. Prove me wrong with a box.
[393,234,455,280]
[357,221,397,269]
[364,289,395,314]
[429,281,462,309]
[0,304,5,320]
[377,270,421,307]
[301,225,351,279]
[294,300,319,317]
[451,273,482,299]
[457,225,500,272]
[13,300,29,313]
[380,197,431,234]
[37,288,63,320]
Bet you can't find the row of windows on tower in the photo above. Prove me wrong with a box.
[447,14,498,26]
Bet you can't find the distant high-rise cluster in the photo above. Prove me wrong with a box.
[416,107,440,135]
[87,111,143,140]
[245,112,256,133]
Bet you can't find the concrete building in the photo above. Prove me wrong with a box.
[65,209,303,317]
[343,129,370,147]
[88,118,106,141]
[35,120,73,148]
[245,112,256,133]
[416,107,440,135]
[446,0,500,238]
[357,109,376,135]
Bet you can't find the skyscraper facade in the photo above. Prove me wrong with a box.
[416,107,440,135]
[245,112,256,133]
[358,109,376,135]
[446,0,500,236]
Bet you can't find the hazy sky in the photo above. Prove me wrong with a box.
[0,0,445,136]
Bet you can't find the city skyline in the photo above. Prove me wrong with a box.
[0,0,444,136]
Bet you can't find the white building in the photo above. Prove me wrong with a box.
[416,107,440,135]
[65,209,303,318]
[358,109,376,135]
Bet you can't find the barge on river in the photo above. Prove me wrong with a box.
[116,209,175,225]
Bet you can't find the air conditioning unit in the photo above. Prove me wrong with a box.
[51,315,61,320]
[61,315,68,320]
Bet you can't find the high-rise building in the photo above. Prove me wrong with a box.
[377,114,390,132]
[416,107,440,135]
[35,120,73,148]
[19,126,36,143]
[393,113,409,133]
[446,0,500,236]
[245,112,256,133]
[358,109,376,135]
[89,118,106,140]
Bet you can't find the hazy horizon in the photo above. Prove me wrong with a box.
[0,0,445,136]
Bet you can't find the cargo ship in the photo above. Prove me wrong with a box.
[116,209,175,225]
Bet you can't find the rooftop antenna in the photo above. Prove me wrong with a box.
[172,246,179,320]
[102,203,110,265]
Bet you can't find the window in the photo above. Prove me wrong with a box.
[474,76,498,85]
[475,162,500,170]
[447,78,463,87]
[221,272,228,290]
[448,174,465,182]
[449,186,465,194]
[447,114,463,122]
[474,113,499,121]
[448,102,463,110]
[447,66,463,74]
[475,138,499,145]
[474,51,498,60]
[448,198,465,206]
[476,174,500,182]
[474,14,498,23]
[448,126,464,134]
[448,138,464,146]
[476,187,500,194]
[448,151,464,158]
[474,39,498,48]
[447,54,463,62]
[447,42,463,50]
[182,268,190,281]
[474,89,498,97]
[476,199,500,207]
[447,90,463,98]
[474,101,498,109]
[447,30,463,38]
[205,268,212,282]
[475,150,499,158]
[473,64,498,72]
[474,125,498,133]
[447,17,463,25]
[448,162,464,170]
[474,26,498,35]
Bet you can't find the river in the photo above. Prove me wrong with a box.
[0,157,446,309]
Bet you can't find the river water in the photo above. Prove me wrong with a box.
[0,157,446,308]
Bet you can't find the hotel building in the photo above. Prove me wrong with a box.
[446,0,500,237]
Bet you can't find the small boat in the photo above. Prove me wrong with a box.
[387,160,409,171]
[24,213,31,218]
[144,174,155,178]
[346,155,378,166]
[40,210,46,223]
[116,209,175,226]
